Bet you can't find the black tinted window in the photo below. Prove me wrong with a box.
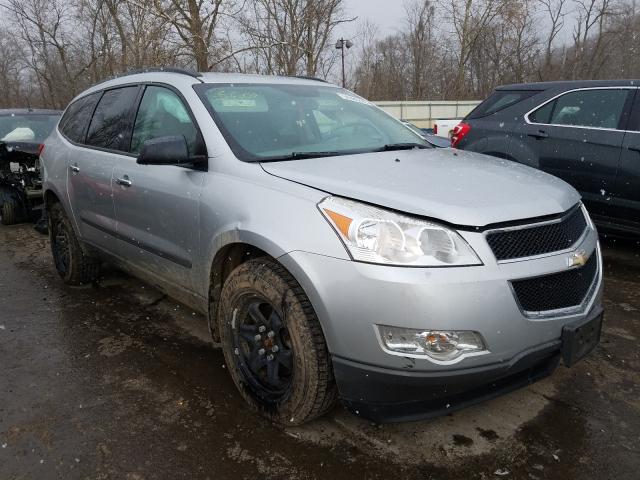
[86,87,139,151]
[131,86,200,155]
[467,90,538,119]
[60,93,100,143]
[547,89,630,129]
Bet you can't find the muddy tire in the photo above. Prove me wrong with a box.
[1,200,18,225]
[48,202,100,285]
[217,257,337,426]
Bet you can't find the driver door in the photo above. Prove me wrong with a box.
[112,85,206,291]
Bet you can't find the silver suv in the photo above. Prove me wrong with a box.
[41,69,603,425]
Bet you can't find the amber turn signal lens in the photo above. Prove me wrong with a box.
[323,209,353,238]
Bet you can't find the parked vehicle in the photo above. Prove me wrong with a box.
[0,109,61,225]
[41,70,603,425]
[433,118,461,138]
[402,121,451,148]
[454,80,640,235]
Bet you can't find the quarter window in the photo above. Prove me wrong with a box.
[86,86,139,151]
[59,93,100,143]
[467,90,538,119]
[131,86,200,156]
[530,89,630,129]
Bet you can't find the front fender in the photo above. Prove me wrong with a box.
[196,168,350,298]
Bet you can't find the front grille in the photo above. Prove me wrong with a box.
[511,253,598,314]
[487,207,587,261]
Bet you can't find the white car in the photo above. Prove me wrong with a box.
[433,119,461,139]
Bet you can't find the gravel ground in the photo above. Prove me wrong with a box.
[1,224,638,480]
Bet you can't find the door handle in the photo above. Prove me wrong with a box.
[69,164,80,173]
[527,130,549,139]
[116,177,132,187]
[627,145,640,153]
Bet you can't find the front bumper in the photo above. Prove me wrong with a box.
[333,304,602,423]
[278,228,602,422]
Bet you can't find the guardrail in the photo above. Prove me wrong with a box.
[373,100,481,128]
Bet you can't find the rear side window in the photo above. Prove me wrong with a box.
[59,93,100,143]
[467,90,538,119]
[86,86,139,151]
[131,86,200,156]
[530,89,631,129]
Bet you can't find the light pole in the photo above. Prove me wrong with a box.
[335,38,353,88]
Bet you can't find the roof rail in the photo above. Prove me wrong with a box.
[293,75,329,83]
[122,67,203,79]
[92,67,204,88]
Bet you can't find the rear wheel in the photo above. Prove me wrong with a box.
[48,202,100,285]
[217,258,336,426]
[1,199,18,225]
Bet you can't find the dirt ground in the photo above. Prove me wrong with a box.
[0,224,638,480]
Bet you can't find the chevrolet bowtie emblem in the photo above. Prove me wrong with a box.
[568,250,589,268]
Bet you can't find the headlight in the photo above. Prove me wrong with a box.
[319,196,481,266]
[377,325,487,362]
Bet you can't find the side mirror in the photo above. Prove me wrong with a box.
[137,136,189,166]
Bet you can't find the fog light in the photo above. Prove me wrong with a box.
[377,326,486,362]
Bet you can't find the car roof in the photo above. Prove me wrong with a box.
[496,79,640,91]
[79,69,336,100]
[0,108,62,116]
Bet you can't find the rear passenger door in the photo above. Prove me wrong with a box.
[112,84,206,291]
[516,88,633,219]
[66,86,140,252]
[616,90,640,231]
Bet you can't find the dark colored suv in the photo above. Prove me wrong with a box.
[454,80,640,235]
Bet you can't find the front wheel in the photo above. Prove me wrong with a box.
[48,202,100,285]
[217,258,337,425]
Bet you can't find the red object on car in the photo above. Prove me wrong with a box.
[451,122,471,148]
[433,124,438,135]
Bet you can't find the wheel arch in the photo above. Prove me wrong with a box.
[207,241,270,342]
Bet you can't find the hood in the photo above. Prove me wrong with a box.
[260,148,580,227]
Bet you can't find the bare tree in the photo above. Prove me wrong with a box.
[240,0,354,76]
[538,0,567,79]
[443,0,507,97]
[151,0,227,71]
[405,0,437,99]
[570,0,617,78]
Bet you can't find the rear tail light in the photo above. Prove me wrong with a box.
[451,122,471,148]
[37,144,45,156]
[433,124,438,135]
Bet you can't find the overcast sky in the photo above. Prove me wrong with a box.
[340,0,407,38]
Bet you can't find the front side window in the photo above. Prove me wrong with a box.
[530,89,630,129]
[195,84,427,161]
[86,86,139,151]
[131,86,200,155]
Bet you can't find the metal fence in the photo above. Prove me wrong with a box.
[373,100,481,128]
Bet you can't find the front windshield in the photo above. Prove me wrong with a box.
[0,114,60,143]
[195,84,428,161]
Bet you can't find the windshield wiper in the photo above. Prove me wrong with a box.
[263,151,344,161]
[375,143,428,152]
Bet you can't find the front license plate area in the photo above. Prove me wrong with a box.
[562,313,603,367]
